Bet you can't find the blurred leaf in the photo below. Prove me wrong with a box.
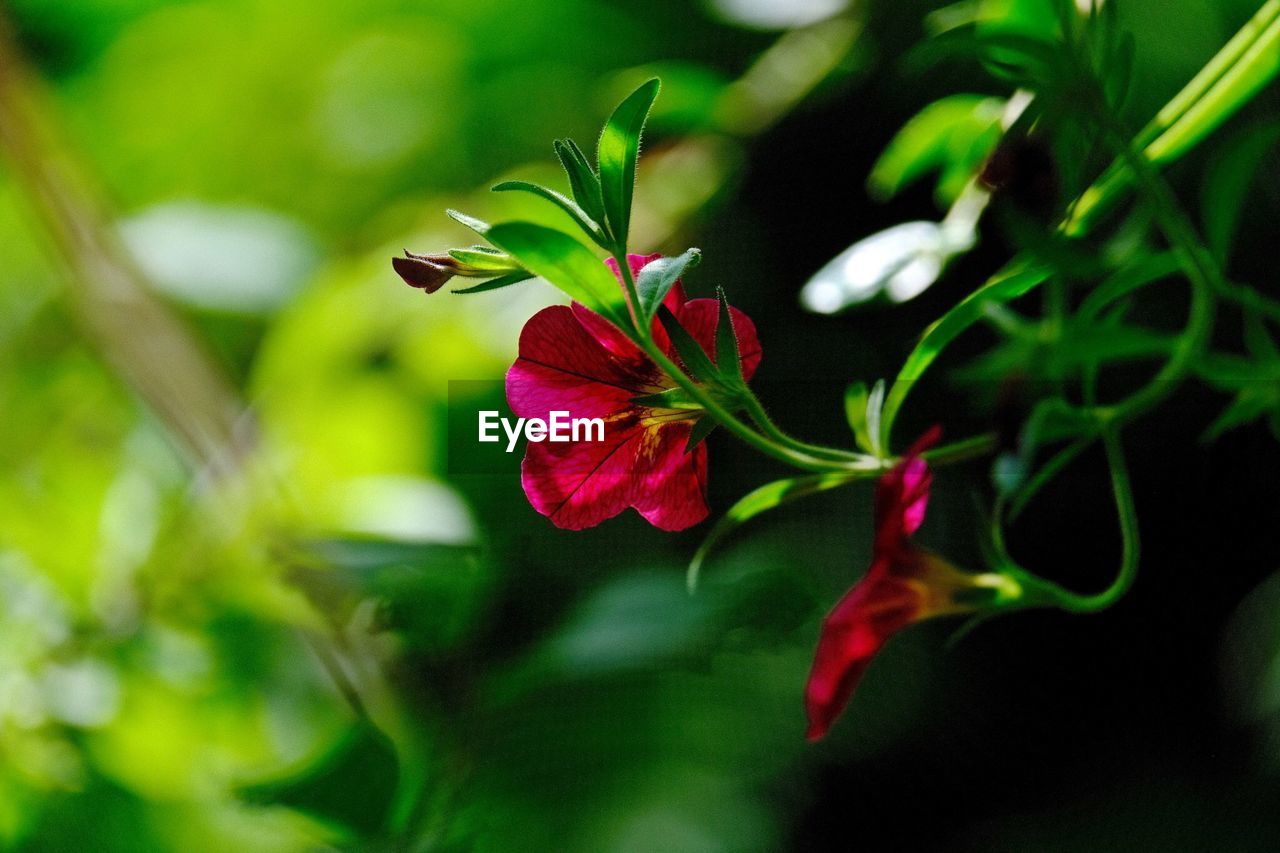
[596,78,660,251]
[485,222,627,325]
[1200,121,1280,264]
[636,248,700,321]
[308,537,486,651]
[868,94,1004,205]
[1077,252,1181,321]
[240,721,399,840]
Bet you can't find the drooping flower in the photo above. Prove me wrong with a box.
[805,427,1014,740]
[506,253,760,531]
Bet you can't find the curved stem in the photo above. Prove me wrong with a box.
[1010,427,1138,612]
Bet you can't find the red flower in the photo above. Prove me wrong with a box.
[805,428,1004,740]
[506,253,760,531]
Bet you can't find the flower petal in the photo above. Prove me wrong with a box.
[506,305,654,422]
[805,562,922,740]
[629,422,709,531]
[873,426,942,549]
[519,418,646,530]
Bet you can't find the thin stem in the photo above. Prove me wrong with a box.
[1011,427,1138,612]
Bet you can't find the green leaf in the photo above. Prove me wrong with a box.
[844,381,870,451]
[714,287,743,383]
[597,78,660,251]
[1200,121,1280,264]
[1077,252,1180,322]
[446,208,491,236]
[881,263,1049,448]
[864,379,886,458]
[868,94,1004,204]
[492,180,607,247]
[240,721,399,840]
[1067,2,1280,235]
[555,138,608,228]
[484,222,628,325]
[657,305,718,383]
[636,248,700,320]
[450,270,534,294]
[687,471,866,591]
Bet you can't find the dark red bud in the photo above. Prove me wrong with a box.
[393,251,457,293]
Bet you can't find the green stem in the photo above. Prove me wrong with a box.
[1010,427,1138,612]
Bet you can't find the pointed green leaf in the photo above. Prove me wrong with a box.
[881,263,1049,448]
[597,78,660,251]
[446,208,491,236]
[555,138,608,227]
[450,270,534,294]
[687,471,867,591]
[868,94,1004,204]
[714,287,743,383]
[864,379,885,458]
[636,248,700,320]
[844,381,870,451]
[685,416,718,453]
[657,305,718,383]
[492,180,607,247]
[484,222,627,325]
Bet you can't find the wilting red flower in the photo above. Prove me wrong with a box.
[805,427,1007,740]
[506,253,760,531]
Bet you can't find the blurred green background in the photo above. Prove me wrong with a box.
[2,0,1280,849]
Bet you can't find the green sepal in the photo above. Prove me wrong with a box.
[713,287,743,383]
[450,270,534,294]
[491,180,608,248]
[685,416,717,453]
[447,246,520,271]
[657,304,718,383]
[636,248,700,321]
[630,386,702,410]
[597,78,660,252]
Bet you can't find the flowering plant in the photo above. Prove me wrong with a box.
[397,0,1280,739]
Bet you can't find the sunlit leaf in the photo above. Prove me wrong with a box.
[597,78,660,251]
[484,222,628,324]
[868,94,1004,205]
[492,180,607,247]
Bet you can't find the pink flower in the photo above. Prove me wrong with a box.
[805,428,1003,740]
[506,253,760,531]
